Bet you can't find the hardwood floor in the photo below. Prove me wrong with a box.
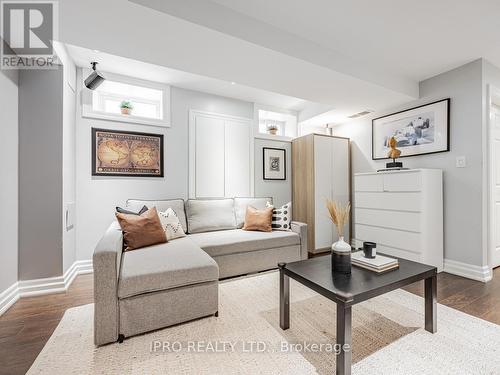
[0,269,499,375]
[0,274,94,375]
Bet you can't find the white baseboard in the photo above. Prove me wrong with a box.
[443,259,493,282]
[0,259,93,316]
[0,282,20,316]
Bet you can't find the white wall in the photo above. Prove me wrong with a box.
[254,138,292,206]
[482,59,500,268]
[75,75,254,261]
[483,60,500,89]
[0,69,19,294]
[55,44,78,273]
[333,59,485,268]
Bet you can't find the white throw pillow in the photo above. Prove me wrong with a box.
[266,201,292,231]
[158,208,186,240]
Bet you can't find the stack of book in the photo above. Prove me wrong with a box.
[351,252,399,273]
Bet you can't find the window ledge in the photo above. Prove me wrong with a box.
[82,109,170,128]
[254,133,294,142]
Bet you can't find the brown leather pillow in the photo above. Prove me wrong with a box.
[116,207,167,251]
[242,206,273,232]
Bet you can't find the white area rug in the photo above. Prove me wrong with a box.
[27,272,500,374]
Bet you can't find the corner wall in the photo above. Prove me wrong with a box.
[0,69,19,294]
[333,59,485,269]
[18,68,64,280]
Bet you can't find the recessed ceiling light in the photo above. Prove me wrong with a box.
[231,81,236,85]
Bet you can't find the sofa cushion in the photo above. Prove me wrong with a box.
[158,208,186,241]
[188,229,300,257]
[116,205,148,215]
[126,199,187,232]
[116,207,167,251]
[267,201,292,231]
[242,206,273,232]
[118,237,218,299]
[186,199,236,234]
[234,197,272,228]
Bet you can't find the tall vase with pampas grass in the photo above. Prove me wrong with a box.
[326,199,352,274]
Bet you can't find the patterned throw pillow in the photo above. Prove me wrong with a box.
[158,208,186,241]
[266,202,292,231]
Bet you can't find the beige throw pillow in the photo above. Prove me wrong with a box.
[116,207,167,251]
[158,208,186,241]
[242,206,273,232]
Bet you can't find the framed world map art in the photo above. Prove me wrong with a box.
[92,128,164,177]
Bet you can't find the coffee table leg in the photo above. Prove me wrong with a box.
[336,303,352,375]
[425,274,437,333]
[279,263,290,330]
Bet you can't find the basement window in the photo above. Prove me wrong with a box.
[257,108,297,139]
[82,71,171,127]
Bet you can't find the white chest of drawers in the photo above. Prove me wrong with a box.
[353,169,443,271]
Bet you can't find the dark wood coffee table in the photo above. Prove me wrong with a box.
[278,254,437,375]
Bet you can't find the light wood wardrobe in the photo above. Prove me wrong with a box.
[292,134,351,254]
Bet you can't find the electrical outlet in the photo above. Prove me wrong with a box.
[456,156,466,168]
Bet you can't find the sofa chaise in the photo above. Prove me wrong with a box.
[93,197,307,346]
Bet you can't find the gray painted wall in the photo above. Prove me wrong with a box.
[0,69,19,293]
[18,68,64,280]
[75,78,254,261]
[333,59,485,267]
[254,138,292,206]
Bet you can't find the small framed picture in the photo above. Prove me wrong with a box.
[263,147,286,180]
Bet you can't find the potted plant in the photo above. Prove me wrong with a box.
[120,100,133,115]
[326,199,352,274]
[267,123,279,135]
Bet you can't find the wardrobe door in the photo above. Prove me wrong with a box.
[331,137,350,242]
[194,115,225,198]
[225,119,251,197]
[314,135,334,251]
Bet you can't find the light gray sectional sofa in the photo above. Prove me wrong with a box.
[93,197,307,346]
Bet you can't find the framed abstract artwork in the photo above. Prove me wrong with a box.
[263,147,286,180]
[92,128,164,177]
[372,98,450,160]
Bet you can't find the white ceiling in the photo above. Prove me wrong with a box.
[209,0,500,82]
[60,0,500,127]
[65,44,310,112]
[59,0,417,127]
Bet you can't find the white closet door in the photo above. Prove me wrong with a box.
[195,115,225,198]
[331,137,350,241]
[225,119,251,197]
[314,135,334,250]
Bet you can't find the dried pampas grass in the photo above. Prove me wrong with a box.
[326,199,351,237]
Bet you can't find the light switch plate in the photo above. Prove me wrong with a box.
[456,156,466,168]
